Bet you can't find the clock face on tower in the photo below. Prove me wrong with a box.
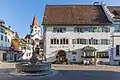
[35,26,37,29]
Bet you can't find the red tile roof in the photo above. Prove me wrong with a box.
[42,5,112,26]
[32,16,39,26]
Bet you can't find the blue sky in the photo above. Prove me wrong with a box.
[0,0,120,38]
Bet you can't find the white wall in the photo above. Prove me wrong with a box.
[45,26,112,62]
[111,21,120,61]
[0,33,11,47]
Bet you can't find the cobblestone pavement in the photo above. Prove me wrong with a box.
[0,63,120,80]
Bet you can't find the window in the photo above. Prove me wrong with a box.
[27,46,31,50]
[57,39,59,44]
[88,27,94,32]
[72,39,76,44]
[53,28,57,32]
[89,39,92,44]
[51,38,69,44]
[97,27,102,32]
[114,24,120,32]
[72,39,87,44]
[51,39,53,44]
[1,35,3,41]
[53,27,66,33]
[89,39,98,45]
[61,38,69,44]
[28,40,29,43]
[116,45,120,56]
[93,27,97,32]
[72,52,77,55]
[77,39,80,44]
[92,39,98,45]
[72,56,76,61]
[73,59,76,61]
[102,27,109,32]
[54,39,56,44]
[74,27,83,32]
[63,38,65,44]
[66,39,68,44]
[74,27,110,33]
[5,36,7,42]
[0,28,4,33]
[60,39,62,44]
[101,39,110,45]
[97,52,109,58]
[8,39,9,42]
[80,39,87,44]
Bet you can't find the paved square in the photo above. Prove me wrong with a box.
[0,63,120,80]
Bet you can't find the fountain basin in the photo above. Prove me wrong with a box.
[16,63,51,73]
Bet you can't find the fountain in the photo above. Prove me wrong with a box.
[10,39,58,76]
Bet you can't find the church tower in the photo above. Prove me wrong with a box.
[30,16,41,36]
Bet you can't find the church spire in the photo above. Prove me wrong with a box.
[32,16,39,26]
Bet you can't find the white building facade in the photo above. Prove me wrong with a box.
[21,16,43,60]
[42,3,113,64]
[108,6,120,65]
[0,20,20,61]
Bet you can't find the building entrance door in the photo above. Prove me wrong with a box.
[56,50,66,64]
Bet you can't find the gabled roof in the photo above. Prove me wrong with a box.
[32,16,39,26]
[42,5,112,26]
[108,6,120,19]
[25,34,31,39]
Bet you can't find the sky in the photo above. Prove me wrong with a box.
[0,0,120,38]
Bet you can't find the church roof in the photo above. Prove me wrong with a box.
[32,16,39,26]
